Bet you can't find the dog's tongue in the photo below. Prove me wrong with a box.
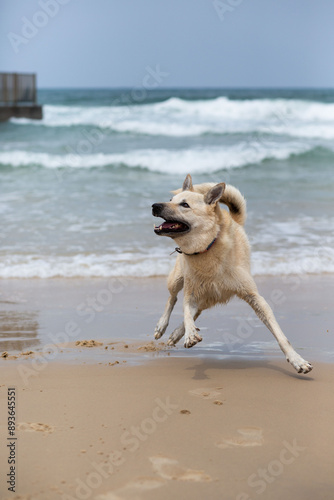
[162,221,178,230]
[162,221,186,230]
[154,221,187,232]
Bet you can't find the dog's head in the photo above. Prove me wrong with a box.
[152,174,225,244]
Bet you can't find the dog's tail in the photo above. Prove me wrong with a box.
[173,182,247,226]
[220,184,247,226]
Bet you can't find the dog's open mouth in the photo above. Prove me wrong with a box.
[154,219,190,236]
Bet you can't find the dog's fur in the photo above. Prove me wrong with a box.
[152,174,313,374]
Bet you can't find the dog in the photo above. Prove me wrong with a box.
[152,174,313,374]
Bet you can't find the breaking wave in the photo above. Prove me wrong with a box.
[11,97,334,139]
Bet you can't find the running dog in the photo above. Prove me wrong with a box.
[152,174,313,374]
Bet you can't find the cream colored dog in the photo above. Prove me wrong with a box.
[152,174,313,374]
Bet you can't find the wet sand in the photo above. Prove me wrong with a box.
[0,275,333,362]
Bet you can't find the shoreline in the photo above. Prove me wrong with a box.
[0,274,333,364]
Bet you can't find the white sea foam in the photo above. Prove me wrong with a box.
[0,253,172,279]
[251,247,334,276]
[0,141,315,173]
[0,246,333,278]
[10,97,334,139]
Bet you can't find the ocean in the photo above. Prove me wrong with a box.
[0,87,333,279]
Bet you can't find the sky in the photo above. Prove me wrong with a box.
[1,0,334,88]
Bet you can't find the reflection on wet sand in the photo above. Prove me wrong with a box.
[0,310,40,352]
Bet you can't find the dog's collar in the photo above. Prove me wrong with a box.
[172,233,219,256]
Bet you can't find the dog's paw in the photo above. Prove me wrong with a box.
[154,319,168,340]
[167,326,185,346]
[184,329,202,348]
[287,353,313,374]
[154,327,164,340]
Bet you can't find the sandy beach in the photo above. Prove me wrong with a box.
[0,275,333,499]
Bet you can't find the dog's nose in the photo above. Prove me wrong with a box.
[152,203,164,216]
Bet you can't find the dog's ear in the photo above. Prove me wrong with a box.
[182,174,193,192]
[204,183,225,205]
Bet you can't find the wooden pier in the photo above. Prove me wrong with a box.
[0,72,42,122]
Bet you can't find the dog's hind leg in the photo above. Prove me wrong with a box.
[240,290,313,374]
[167,310,202,346]
[154,261,184,340]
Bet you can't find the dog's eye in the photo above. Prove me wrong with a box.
[180,202,190,208]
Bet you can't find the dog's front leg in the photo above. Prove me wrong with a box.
[183,294,202,348]
[154,261,184,340]
[154,294,178,339]
[243,292,313,374]
[167,310,202,346]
